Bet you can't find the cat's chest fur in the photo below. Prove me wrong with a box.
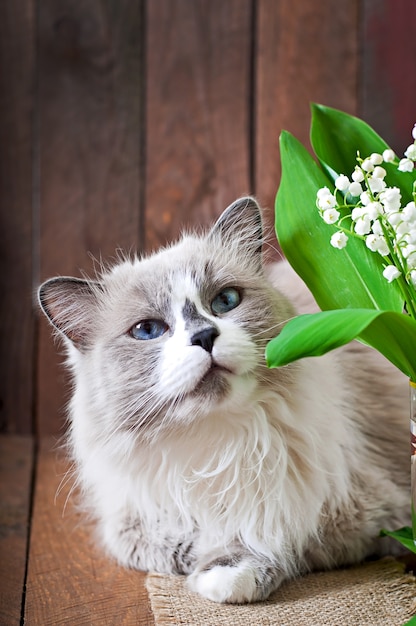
[39,197,410,604]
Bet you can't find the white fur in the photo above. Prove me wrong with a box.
[71,351,353,555]
[39,198,410,604]
[188,564,258,604]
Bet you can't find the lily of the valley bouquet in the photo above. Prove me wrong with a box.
[266,105,416,556]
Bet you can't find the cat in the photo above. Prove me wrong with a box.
[38,197,410,604]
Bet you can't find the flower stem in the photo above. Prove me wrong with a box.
[379,219,416,318]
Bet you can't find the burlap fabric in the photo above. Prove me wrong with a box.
[146,558,416,626]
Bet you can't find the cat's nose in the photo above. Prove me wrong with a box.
[191,327,219,353]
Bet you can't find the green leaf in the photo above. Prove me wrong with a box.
[275,131,403,313]
[311,104,389,178]
[380,527,416,554]
[311,104,416,204]
[266,309,378,366]
[266,308,416,381]
[359,312,416,382]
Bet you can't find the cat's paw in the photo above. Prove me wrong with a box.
[188,562,264,604]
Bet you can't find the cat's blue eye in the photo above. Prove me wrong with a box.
[129,319,169,340]
[211,287,241,315]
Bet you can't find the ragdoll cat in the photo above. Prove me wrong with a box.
[38,197,410,604]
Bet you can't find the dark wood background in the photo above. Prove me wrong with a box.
[1,0,415,436]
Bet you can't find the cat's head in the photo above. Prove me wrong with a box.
[38,197,294,438]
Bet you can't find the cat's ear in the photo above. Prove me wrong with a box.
[38,277,102,350]
[209,197,263,264]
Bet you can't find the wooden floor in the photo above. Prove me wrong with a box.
[0,436,155,625]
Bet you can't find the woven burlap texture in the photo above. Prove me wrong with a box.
[146,558,416,626]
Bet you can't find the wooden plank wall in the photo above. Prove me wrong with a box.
[1,0,415,437]
[0,1,35,434]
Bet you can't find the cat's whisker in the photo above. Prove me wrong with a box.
[150,393,189,439]
[61,473,82,518]
[260,226,283,256]
[55,463,77,503]
[250,316,299,339]
[263,242,285,261]
[107,396,163,442]
[118,388,179,440]
[54,462,81,518]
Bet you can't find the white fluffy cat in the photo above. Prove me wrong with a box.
[38,197,410,603]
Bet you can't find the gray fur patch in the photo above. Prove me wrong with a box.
[182,298,208,328]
